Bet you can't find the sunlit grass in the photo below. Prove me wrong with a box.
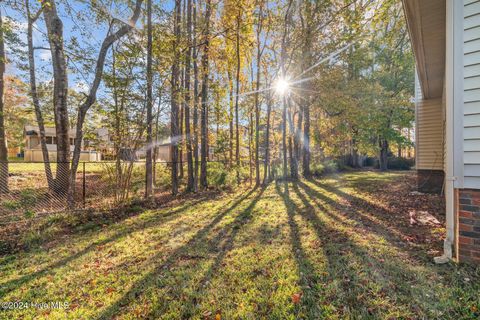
[0,171,479,319]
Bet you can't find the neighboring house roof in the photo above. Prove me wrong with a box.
[24,125,78,138]
[402,0,446,99]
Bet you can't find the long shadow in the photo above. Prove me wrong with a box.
[145,186,266,319]
[0,191,241,299]
[307,178,442,259]
[97,187,260,320]
[292,181,452,316]
[274,182,326,318]
[296,180,420,258]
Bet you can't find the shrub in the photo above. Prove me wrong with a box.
[311,163,325,176]
[207,162,247,189]
[311,160,338,176]
[386,157,414,170]
[324,160,339,173]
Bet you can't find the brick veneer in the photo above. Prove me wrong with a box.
[458,189,480,264]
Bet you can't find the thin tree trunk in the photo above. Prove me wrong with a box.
[0,11,7,193]
[25,1,54,189]
[200,0,212,189]
[249,108,253,184]
[171,0,181,194]
[112,47,123,202]
[145,0,153,198]
[379,138,388,171]
[287,109,298,179]
[192,0,199,192]
[43,0,70,194]
[185,0,194,191]
[235,12,241,184]
[263,93,271,185]
[254,2,264,186]
[302,99,311,177]
[282,96,287,181]
[302,2,313,178]
[281,0,292,185]
[228,70,234,167]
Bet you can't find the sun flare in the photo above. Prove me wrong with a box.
[275,77,290,95]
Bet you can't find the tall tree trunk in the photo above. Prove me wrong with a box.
[171,0,181,194]
[111,47,123,201]
[300,1,313,178]
[302,101,310,177]
[282,96,287,181]
[185,0,194,191]
[234,12,241,184]
[145,0,153,198]
[249,108,253,184]
[379,138,388,171]
[294,108,302,167]
[280,0,292,184]
[263,93,271,185]
[192,0,199,192]
[0,11,7,193]
[254,2,264,186]
[179,70,184,179]
[43,0,70,194]
[200,0,212,189]
[26,0,54,189]
[287,109,298,179]
[228,70,234,167]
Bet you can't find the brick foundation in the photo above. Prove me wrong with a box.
[457,189,480,264]
[417,170,444,194]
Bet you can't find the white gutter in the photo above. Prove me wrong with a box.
[434,0,462,264]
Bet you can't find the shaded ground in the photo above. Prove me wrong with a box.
[0,171,479,319]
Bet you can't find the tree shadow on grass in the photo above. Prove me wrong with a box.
[274,182,329,318]
[0,191,237,300]
[144,186,266,319]
[306,178,442,260]
[296,179,426,260]
[96,187,263,320]
[292,180,477,318]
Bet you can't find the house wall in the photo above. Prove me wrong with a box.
[24,149,101,162]
[415,74,445,192]
[457,189,480,263]
[463,0,480,189]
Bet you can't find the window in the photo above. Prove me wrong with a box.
[46,136,53,144]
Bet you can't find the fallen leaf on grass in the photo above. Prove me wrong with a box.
[292,292,302,304]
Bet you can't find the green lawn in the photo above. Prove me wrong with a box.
[0,171,479,319]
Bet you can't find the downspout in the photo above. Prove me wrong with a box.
[435,0,458,264]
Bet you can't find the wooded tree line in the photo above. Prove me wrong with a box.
[0,0,414,199]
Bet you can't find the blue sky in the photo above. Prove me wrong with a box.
[2,1,160,95]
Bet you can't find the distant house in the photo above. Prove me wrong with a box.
[24,125,101,162]
[136,137,215,162]
[403,0,480,264]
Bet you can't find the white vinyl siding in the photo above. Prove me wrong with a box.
[416,75,444,171]
[464,0,480,188]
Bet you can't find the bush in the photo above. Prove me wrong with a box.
[311,163,325,176]
[386,157,414,170]
[311,160,338,176]
[207,162,248,189]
